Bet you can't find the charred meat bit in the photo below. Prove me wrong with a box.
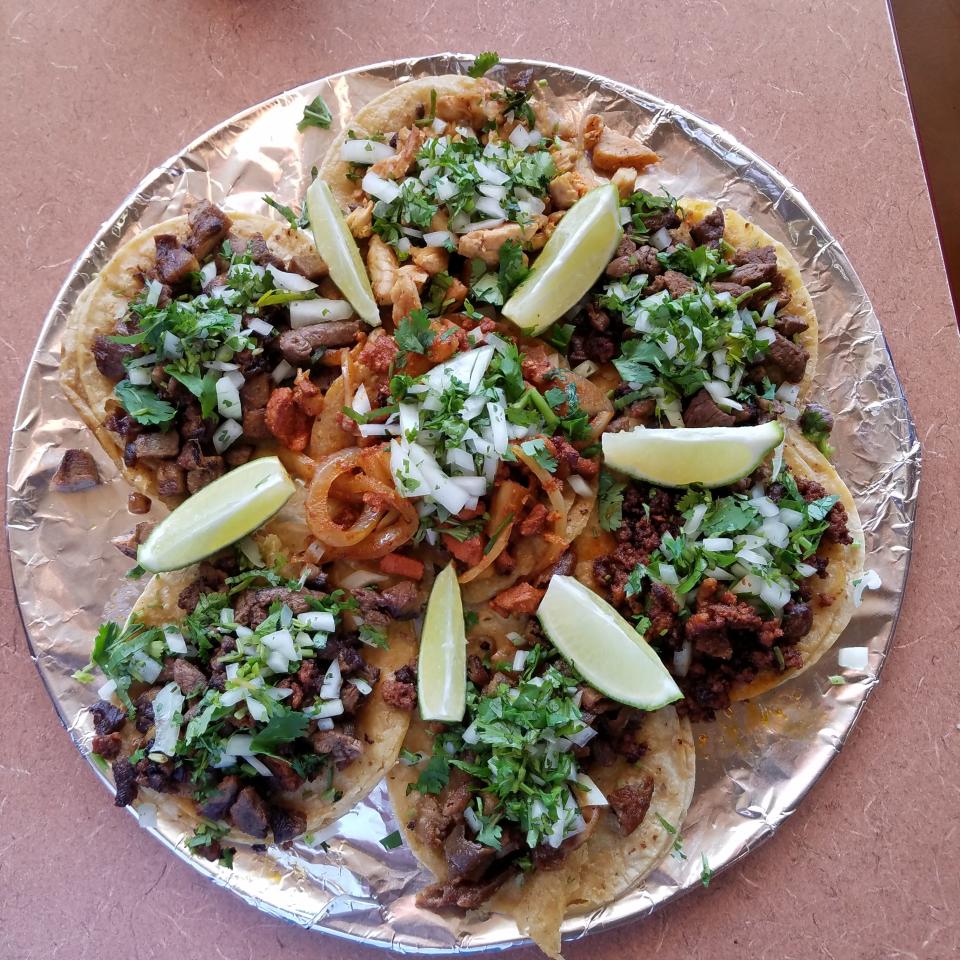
[172,658,207,696]
[312,730,363,768]
[110,521,153,559]
[781,601,813,640]
[90,700,127,736]
[93,335,138,381]
[763,333,809,383]
[607,774,655,835]
[775,314,809,339]
[274,322,360,364]
[154,235,200,286]
[444,824,496,882]
[381,666,418,711]
[230,786,271,839]
[91,733,123,759]
[127,491,151,514]
[112,758,139,807]
[133,431,180,460]
[690,207,725,247]
[269,805,307,844]
[52,449,100,492]
[184,202,232,261]
[262,756,305,793]
[198,775,241,821]
[683,389,736,428]
[240,372,272,410]
[156,462,186,497]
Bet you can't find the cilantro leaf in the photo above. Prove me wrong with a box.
[359,624,389,649]
[394,309,435,357]
[468,52,501,78]
[379,829,403,850]
[700,852,714,887]
[262,194,306,229]
[297,95,332,132]
[598,469,626,531]
[247,711,310,755]
[701,499,758,537]
[413,751,451,795]
[520,438,557,473]
[658,243,733,282]
[115,381,177,427]
[498,239,529,297]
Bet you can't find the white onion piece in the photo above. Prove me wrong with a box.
[136,803,158,829]
[759,578,791,610]
[512,650,529,672]
[477,182,508,201]
[567,726,597,747]
[755,326,777,344]
[97,679,117,700]
[434,176,458,201]
[352,677,373,696]
[571,360,599,378]
[760,518,791,548]
[650,226,672,250]
[150,682,184,758]
[340,139,396,164]
[215,377,242,421]
[852,569,881,607]
[163,625,187,654]
[361,170,401,203]
[396,237,411,256]
[683,503,709,538]
[266,264,318,292]
[466,217,506,232]
[567,474,592,498]
[658,564,679,586]
[702,537,734,552]
[508,124,531,150]
[127,366,152,386]
[298,611,336,633]
[574,773,609,807]
[750,496,780,518]
[127,352,157,369]
[474,159,510,185]
[795,561,818,578]
[775,383,801,404]
[618,207,633,226]
[339,568,391,590]
[703,566,736,581]
[431,117,447,134]
[673,640,693,678]
[310,699,344,719]
[351,383,372,416]
[463,806,482,835]
[319,659,342,700]
[145,279,163,306]
[838,646,870,670]
[271,359,295,384]
[289,299,353,327]
[423,230,454,247]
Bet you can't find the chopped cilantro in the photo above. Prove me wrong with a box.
[359,624,390,649]
[114,381,176,427]
[828,675,847,686]
[468,52,501,78]
[379,830,403,850]
[247,710,310,755]
[394,309,435,357]
[519,438,557,473]
[800,403,835,459]
[598,469,626,531]
[297,95,332,132]
[700,853,714,887]
[262,194,307,230]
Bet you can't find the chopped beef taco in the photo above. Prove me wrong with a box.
[387,613,694,958]
[587,433,863,719]
[319,69,658,325]
[76,536,419,857]
[60,201,362,503]
[561,191,823,439]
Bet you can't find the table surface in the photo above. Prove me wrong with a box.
[3,3,958,959]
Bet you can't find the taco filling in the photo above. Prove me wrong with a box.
[77,553,420,856]
[593,452,856,719]
[85,202,360,498]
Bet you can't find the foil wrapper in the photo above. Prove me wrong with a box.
[7,54,920,953]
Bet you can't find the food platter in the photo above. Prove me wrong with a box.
[7,54,920,953]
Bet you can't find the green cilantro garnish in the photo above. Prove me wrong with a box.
[700,852,714,887]
[359,624,390,649]
[519,438,557,473]
[827,675,846,686]
[658,243,733,283]
[297,95,332,132]
[464,610,479,632]
[598,469,626,531]
[622,188,678,234]
[468,52,501,78]
[655,813,687,860]
[114,381,177,427]
[379,830,403,850]
[247,710,310,756]
[543,322,575,352]
[262,194,308,230]
[800,404,835,459]
[394,309,436,357]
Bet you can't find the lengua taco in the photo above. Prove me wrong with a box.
[588,432,863,719]
[60,200,364,503]
[319,68,658,328]
[556,191,823,439]
[388,609,695,958]
[76,532,419,858]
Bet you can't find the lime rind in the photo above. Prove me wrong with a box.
[537,575,682,710]
[417,563,467,722]
[602,421,785,489]
[305,179,380,327]
[138,456,296,573]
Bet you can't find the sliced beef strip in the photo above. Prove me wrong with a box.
[262,756,305,792]
[90,699,126,735]
[154,234,200,286]
[690,207,725,247]
[312,730,363,768]
[112,757,139,807]
[774,314,809,339]
[683,389,735,428]
[184,202,232,261]
[269,805,307,844]
[607,774,655,835]
[172,658,207,696]
[93,335,138,381]
[51,449,100,492]
[199,775,241,821]
[444,824,496,882]
[648,270,696,298]
[415,868,515,910]
[229,786,271,839]
[274,322,360,364]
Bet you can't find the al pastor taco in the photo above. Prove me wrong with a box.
[61,201,364,503]
[76,532,418,858]
[588,432,863,718]
[387,610,694,958]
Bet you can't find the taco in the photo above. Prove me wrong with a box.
[587,432,863,719]
[319,68,658,326]
[387,609,694,958]
[77,533,418,857]
[60,200,362,503]
[556,191,821,437]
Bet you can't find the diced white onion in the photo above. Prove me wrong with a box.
[431,117,447,134]
[755,326,777,344]
[212,418,243,453]
[702,537,734,552]
[245,755,273,776]
[567,726,597,747]
[658,564,679,586]
[131,652,162,683]
[463,805,482,835]
[319,659,342,700]
[683,503,709,538]
[759,578,791,610]
[310,698,344,719]
[852,569,881,607]
[474,159,510,185]
[266,264,318,292]
[340,139,396,164]
[512,650,528,672]
[351,383,372,416]
[262,629,296,663]
[434,176,458,201]
[97,678,117,700]
[650,226,672,250]
[508,124,531,150]
[673,640,693,678]
[271,359,295,384]
[145,280,163,306]
[162,331,183,360]
[423,230,454,247]
[361,170,401,203]
[298,611,336,633]
[150,682,184,758]
[461,721,480,745]
[574,773,609,807]
[795,561,818,578]
[618,207,633,226]
[466,217,506,232]
[567,474,592,498]
[750,496,780,518]
[477,182,508,201]
[163,625,187,654]
[352,677,373,696]
[215,377,242,421]
[838,646,870,670]
[571,360,599,378]
[760,518,791,548]
[127,366,152,386]
[775,383,801,404]
[396,237,411,255]
[314,717,335,731]
[704,566,735,581]
[289,299,353,327]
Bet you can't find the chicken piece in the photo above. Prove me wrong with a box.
[435,92,498,129]
[292,369,324,417]
[548,171,588,210]
[427,317,468,364]
[592,128,659,173]
[611,166,638,198]
[345,200,374,239]
[391,265,427,323]
[445,277,469,307]
[371,127,423,180]
[367,235,398,306]
[411,245,449,276]
[429,208,450,232]
[264,387,311,451]
[457,221,537,267]
[583,115,604,151]
[550,144,580,174]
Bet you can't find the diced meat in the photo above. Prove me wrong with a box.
[132,431,180,460]
[549,171,588,210]
[414,794,449,850]
[292,369,324,417]
[285,249,327,280]
[444,824,496,882]
[378,581,422,619]
[774,314,808,338]
[172,658,206,695]
[381,667,418,711]
[763,333,809,383]
[184,202,232,260]
[391,264,426,323]
[346,200,374,239]
[467,654,491,687]
[241,407,271,442]
[607,774,655,835]
[110,521,153,559]
[823,500,853,545]
[127,492,151,514]
[90,700,126,735]
[275,322,360,364]
[156,462,186,497]
[690,207,725,247]
[457,221,537,267]
[262,756,305,793]
[359,333,399,373]
[519,503,549,537]
[368,235,399,306]
[154,235,200,286]
[240,373,272,410]
[264,387,311,452]
[134,694,154,733]
[442,533,485,567]
[185,456,225,494]
[683,389,735,428]
[410,245,449,276]
[606,240,661,279]
[416,869,513,910]
[371,126,423,180]
[611,166,637,198]
[112,758,138,807]
[229,786,271,839]
[242,232,284,268]
[312,730,363,768]
[490,583,545,617]
[199,775,241,821]
[51,449,100,492]
[730,244,779,286]
[92,733,123,759]
[93,335,138,381]
[379,553,425,580]
[649,270,696,299]
[781,601,813,640]
[269,805,307,844]
[224,444,254,467]
[591,126,659,172]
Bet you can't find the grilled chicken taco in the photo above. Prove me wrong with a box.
[77,532,419,857]
[588,433,863,718]
[388,609,694,958]
[560,192,822,437]
[61,201,364,503]
[319,69,658,327]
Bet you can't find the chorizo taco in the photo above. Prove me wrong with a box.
[558,191,821,438]
[76,530,419,858]
[387,608,695,959]
[587,432,863,719]
[60,200,363,503]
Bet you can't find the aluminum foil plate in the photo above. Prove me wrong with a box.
[7,54,920,953]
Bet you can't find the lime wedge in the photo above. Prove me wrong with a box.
[502,182,622,336]
[602,421,785,489]
[417,563,466,722]
[138,457,296,573]
[538,575,682,710]
[305,178,380,327]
